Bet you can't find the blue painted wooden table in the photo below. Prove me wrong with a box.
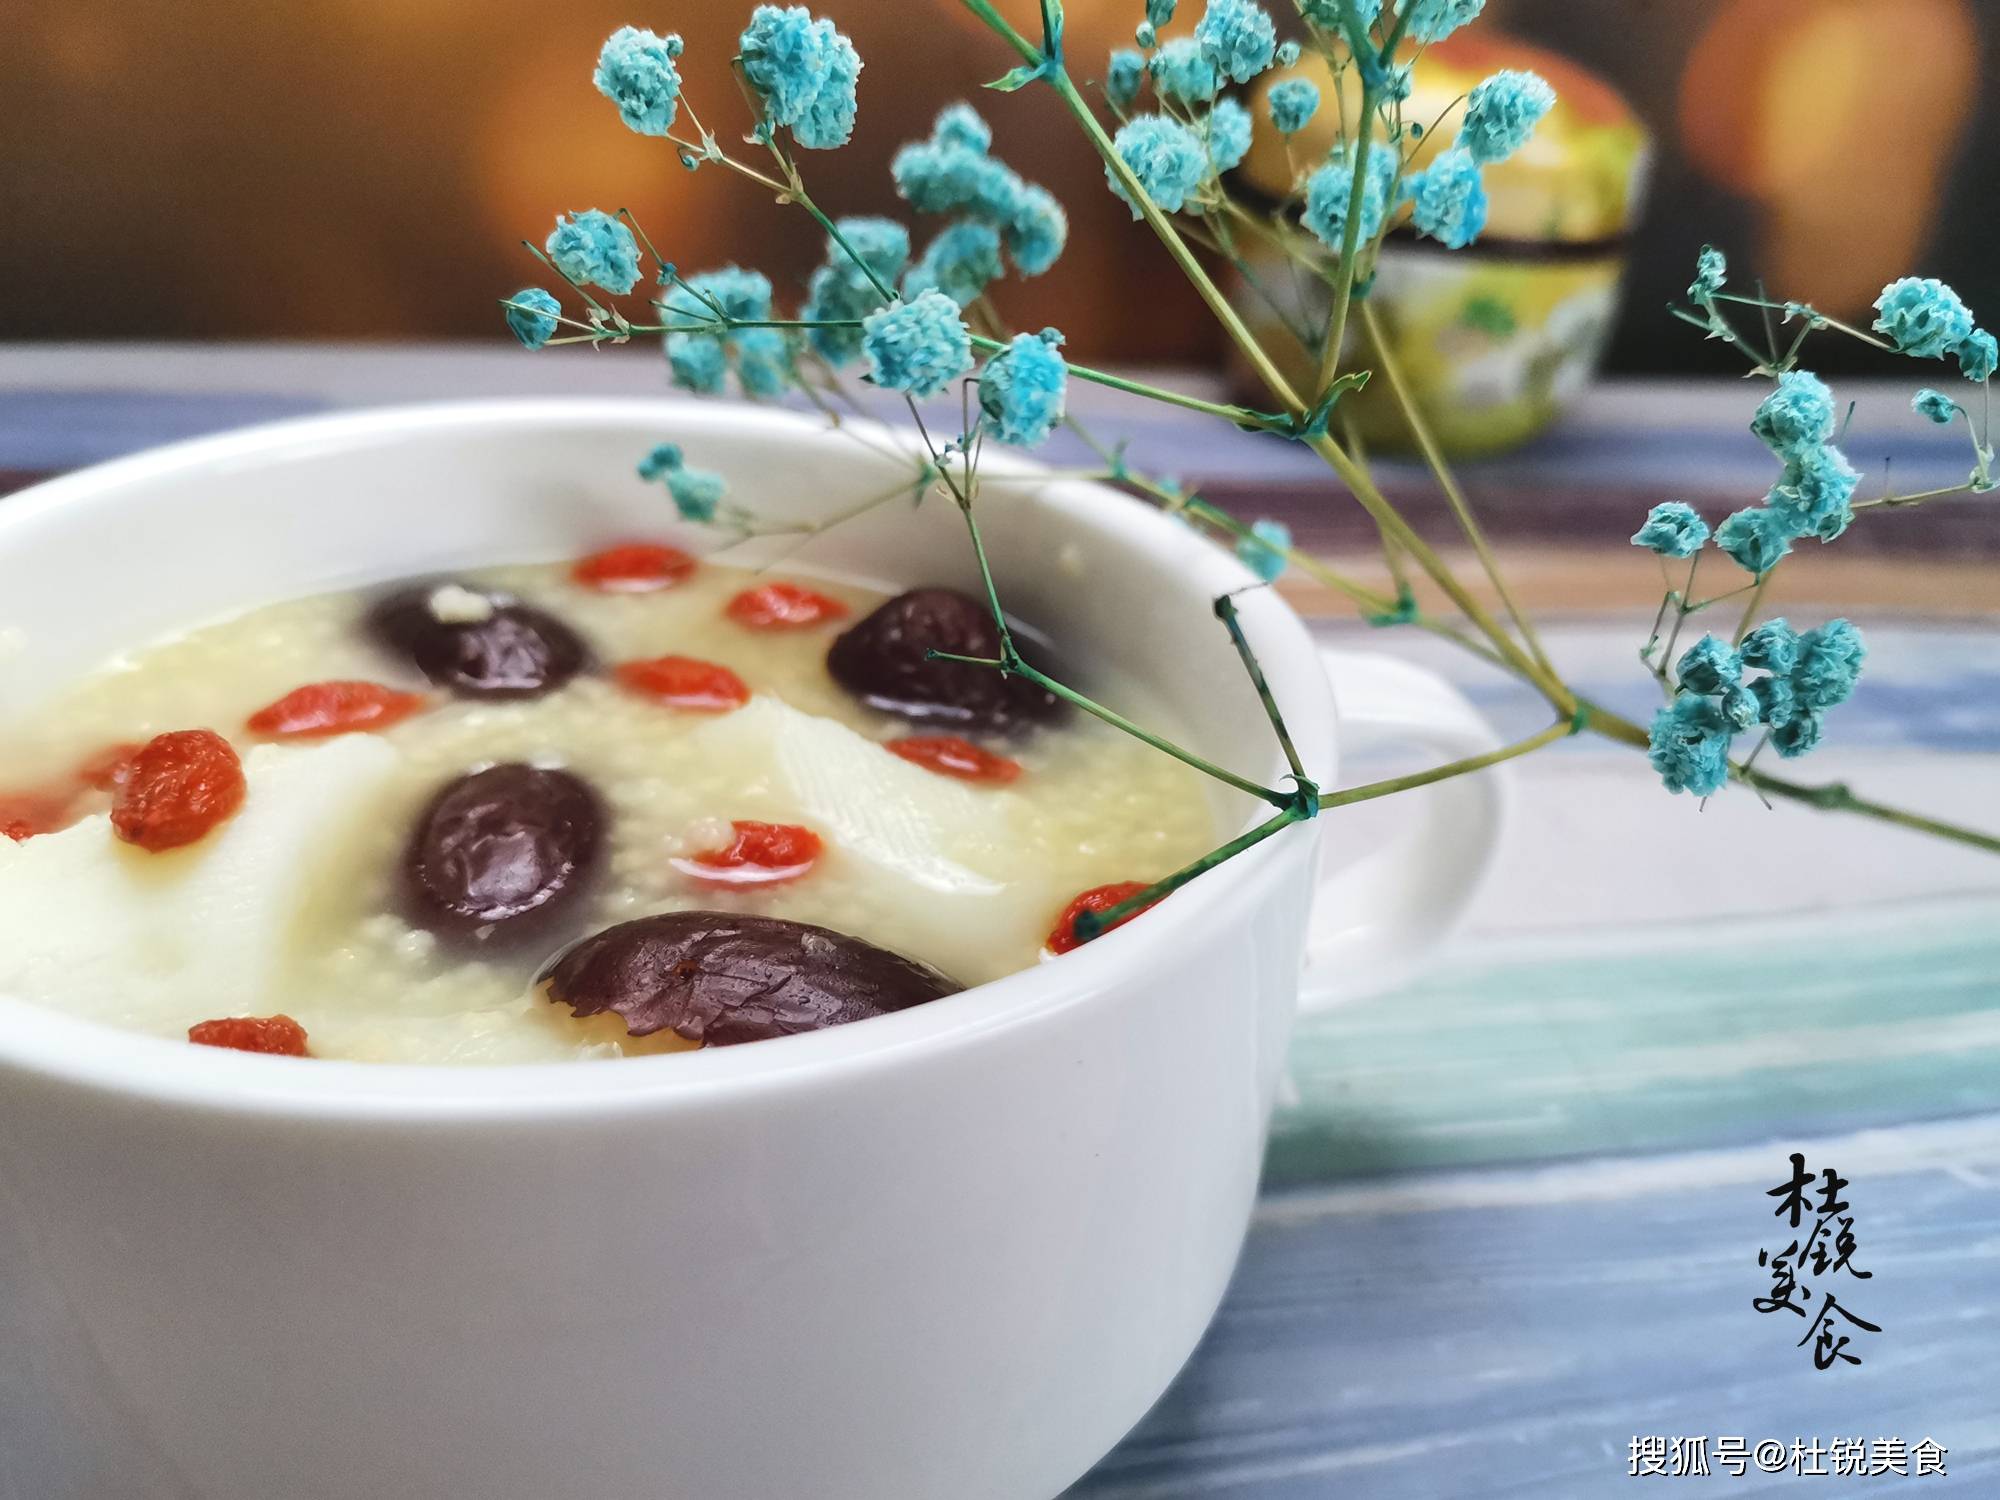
[2,348,1996,1498]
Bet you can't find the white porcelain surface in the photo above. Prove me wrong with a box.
[0,401,1500,1500]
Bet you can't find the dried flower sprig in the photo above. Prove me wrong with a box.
[502,0,2000,937]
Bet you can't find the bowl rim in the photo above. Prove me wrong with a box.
[0,397,1334,1119]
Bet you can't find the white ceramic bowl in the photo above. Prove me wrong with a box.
[0,401,1501,1500]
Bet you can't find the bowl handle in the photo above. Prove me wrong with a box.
[1298,648,1510,1011]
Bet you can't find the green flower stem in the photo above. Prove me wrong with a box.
[1323,717,1576,809]
[665,132,791,197]
[1078,712,1580,945]
[929,649,1287,805]
[969,335,1302,431]
[1214,593,1309,786]
[1670,302,1768,370]
[1730,565,1768,646]
[1073,804,1305,941]
[1660,551,1700,666]
[902,395,1294,809]
[1852,482,1979,513]
[1315,73,1380,396]
[1305,426,1577,710]
[1360,299,1559,679]
[1711,293,1898,354]
[1573,696,2000,855]
[1739,778,2000,854]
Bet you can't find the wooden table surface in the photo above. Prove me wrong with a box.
[2,346,1996,1498]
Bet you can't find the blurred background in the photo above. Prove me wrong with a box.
[5,0,1995,374]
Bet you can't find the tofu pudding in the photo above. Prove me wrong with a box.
[0,548,1216,1063]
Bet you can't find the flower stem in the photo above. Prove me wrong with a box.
[1074,804,1306,940]
[931,649,1287,803]
[1213,592,1310,786]
[1360,299,1558,679]
[1322,718,1575,809]
[1575,696,2000,855]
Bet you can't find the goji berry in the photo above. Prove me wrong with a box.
[725,581,849,629]
[188,1015,309,1057]
[885,735,1022,785]
[573,542,699,593]
[673,820,823,887]
[1046,881,1158,955]
[111,730,246,852]
[247,681,428,739]
[614,655,750,711]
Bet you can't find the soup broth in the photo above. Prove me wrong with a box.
[0,553,1218,1063]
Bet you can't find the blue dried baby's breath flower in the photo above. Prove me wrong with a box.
[1147,0,1177,26]
[1770,711,1823,759]
[1204,97,1254,174]
[1277,39,1301,66]
[1459,70,1554,165]
[1750,672,1799,729]
[666,333,727,393]
[1301,145,1397,251]
[1749,371,1836,459]
[1739,618,1799,674]
[1149,38,1221,103]
[1136,20,1158,47]
[546,210,642,295]
[636,442,727,522]
[1195,0,1278,85]
[1689,245,1727,301]
[800,218,908,366]
[1768,444,1858,540]
[1409,147,1487,249]
[1914,387,1961,425]
[594,26,684,137]
[861,289,973,397]
[1006,185,1068,276]
[893,141,1013,218]
[636,442,683,482]
[903,221,1004,308]
[1108,48,1146,109]
[1648,694,1733,797]
[1236,518,1292,582]
[1719,683,1760,731]
[662,266,791,396]
[667,467,726,522]
[934,102,992,153]
[503,288,561,350]
[738,5,861,151]
[666,265,774,327]
[1108,114,1210,215]
[830,217,913,282]
[1872,276,1975,359]
[979,328,1068,447]
[1630,500,1709,557]
[734,328,794,397]
[1401,0,1486,44]
[801,267,869,364]
[1676,634,1741,696]
[1956,329,1997,383]
[1715,505,1794,576]
[1268,78,1321,135]
[1792,618,1865,711]
[892,108,1066,277]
